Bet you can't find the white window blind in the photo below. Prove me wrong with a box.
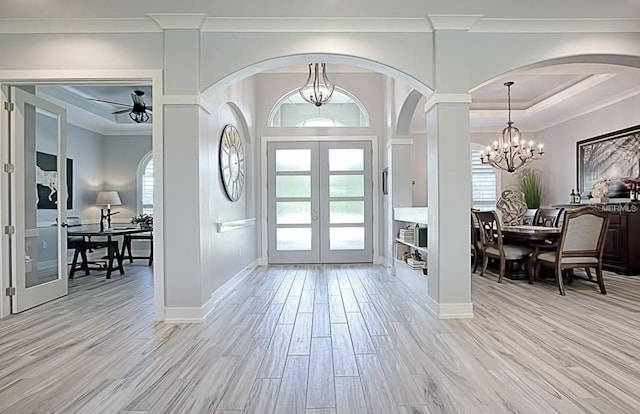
[471,150,497,210]
[142,159,153,215]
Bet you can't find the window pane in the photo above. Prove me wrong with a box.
[329,175,364,197]
[330,201,364,224]
[277,202,311,224]
[276,176,311,198]
[329,149,364,171]
[277,228,312,251]
[330,227,365,250]
[276,149,310,172]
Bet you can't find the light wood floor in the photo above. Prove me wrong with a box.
[1,264,640,413]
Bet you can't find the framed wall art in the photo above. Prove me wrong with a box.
[36,151,73,210]
[577,125,640,199]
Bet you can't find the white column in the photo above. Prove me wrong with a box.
[152,15,208,321]
[424,19,476,318]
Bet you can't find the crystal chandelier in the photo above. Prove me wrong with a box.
[480,81,544,173]
[298,63,335,107]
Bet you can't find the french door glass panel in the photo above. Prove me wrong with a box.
[11,87,68,313]
[268,141,372,264]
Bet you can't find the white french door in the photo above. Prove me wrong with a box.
[267,141,373,264]
[9,87,68,312]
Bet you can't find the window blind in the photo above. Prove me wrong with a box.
[142,159,153,215]
[471,150,497,210]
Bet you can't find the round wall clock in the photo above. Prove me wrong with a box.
[219,125,245,202]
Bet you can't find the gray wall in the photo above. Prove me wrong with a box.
[102,135,153,223]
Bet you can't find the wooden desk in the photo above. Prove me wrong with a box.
[67,226,152,278]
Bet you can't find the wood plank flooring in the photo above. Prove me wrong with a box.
[1,264,640,413]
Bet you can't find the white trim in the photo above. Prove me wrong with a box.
[202,17,432,33]
[164,260,259,323]
[471,18,640,33]
[260,135,379,264]
[424,294,475,319]
[216,218,256,233]
[0,68,166,322]
[0,16,638,35]
[424,93,472,113]
[148,13,207,30]
[163,94,213,115]
[386,138,413,147]
[427,14,483,30]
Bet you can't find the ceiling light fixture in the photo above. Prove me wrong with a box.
[298,63,335,107]
[480,81,544,173]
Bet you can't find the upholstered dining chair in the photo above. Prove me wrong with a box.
[533,207,564,227]
[496,190,529,225]
[471,211,482,273]
[474,210,533,282]
[534,206,610,295]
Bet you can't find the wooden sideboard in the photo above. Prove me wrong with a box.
[553,202,640,275]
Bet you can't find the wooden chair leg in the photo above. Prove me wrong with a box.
[535,262,541,283]
[481,253,488,276]
[585,268,593,280]
[596,265,607,294]
[555,263,566,296]
[498,256,506,283]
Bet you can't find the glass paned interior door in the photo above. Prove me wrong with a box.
[268,142,320,263]
[10,87,68,313]
[320,142,372,262]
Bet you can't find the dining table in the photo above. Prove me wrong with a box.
[501,225,562,282]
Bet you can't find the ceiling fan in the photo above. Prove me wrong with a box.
[88,89,152,123]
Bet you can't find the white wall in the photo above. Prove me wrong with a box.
[200,76,258,303]
[536,94,640,205]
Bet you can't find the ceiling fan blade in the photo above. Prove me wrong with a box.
[88,98,132,107]
[112,109,131,114]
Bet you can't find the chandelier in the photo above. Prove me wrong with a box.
[298,63,335,107]
[480,81,544,173]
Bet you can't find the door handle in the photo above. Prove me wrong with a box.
[60,223,68,228]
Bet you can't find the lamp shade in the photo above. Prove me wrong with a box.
[96,191,122,207]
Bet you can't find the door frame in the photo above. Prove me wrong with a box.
[260,135,379,265]
[0,69,165,321]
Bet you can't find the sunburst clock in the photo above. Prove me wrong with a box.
[219,125,245,201]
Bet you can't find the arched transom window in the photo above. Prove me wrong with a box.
[269,87,370,127]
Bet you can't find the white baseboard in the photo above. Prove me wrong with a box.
[164,258,259,323]
[424,294,474,319]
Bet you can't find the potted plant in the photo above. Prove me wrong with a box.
[131,213,153,228]
[517,168,543,209]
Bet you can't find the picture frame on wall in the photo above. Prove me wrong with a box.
[577,125,640,199]
[36,151,73,210]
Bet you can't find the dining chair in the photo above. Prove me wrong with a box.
[471,211,481,273]
[533,207,564,227]
[534,206,610,295]
[474,210,533,282]
[496,190,529,225]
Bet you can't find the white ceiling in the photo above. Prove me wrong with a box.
[1,0,639,19]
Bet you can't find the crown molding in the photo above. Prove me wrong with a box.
[163,94,214,115]
[0,16,638,35]
[424,93,472,113]
[148,13,207,30]
[201,17,431,33]
[0,18,161,34]
[470,18,640,33]
[427,14,483,30]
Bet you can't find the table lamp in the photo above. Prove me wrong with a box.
[96,191,122,231]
